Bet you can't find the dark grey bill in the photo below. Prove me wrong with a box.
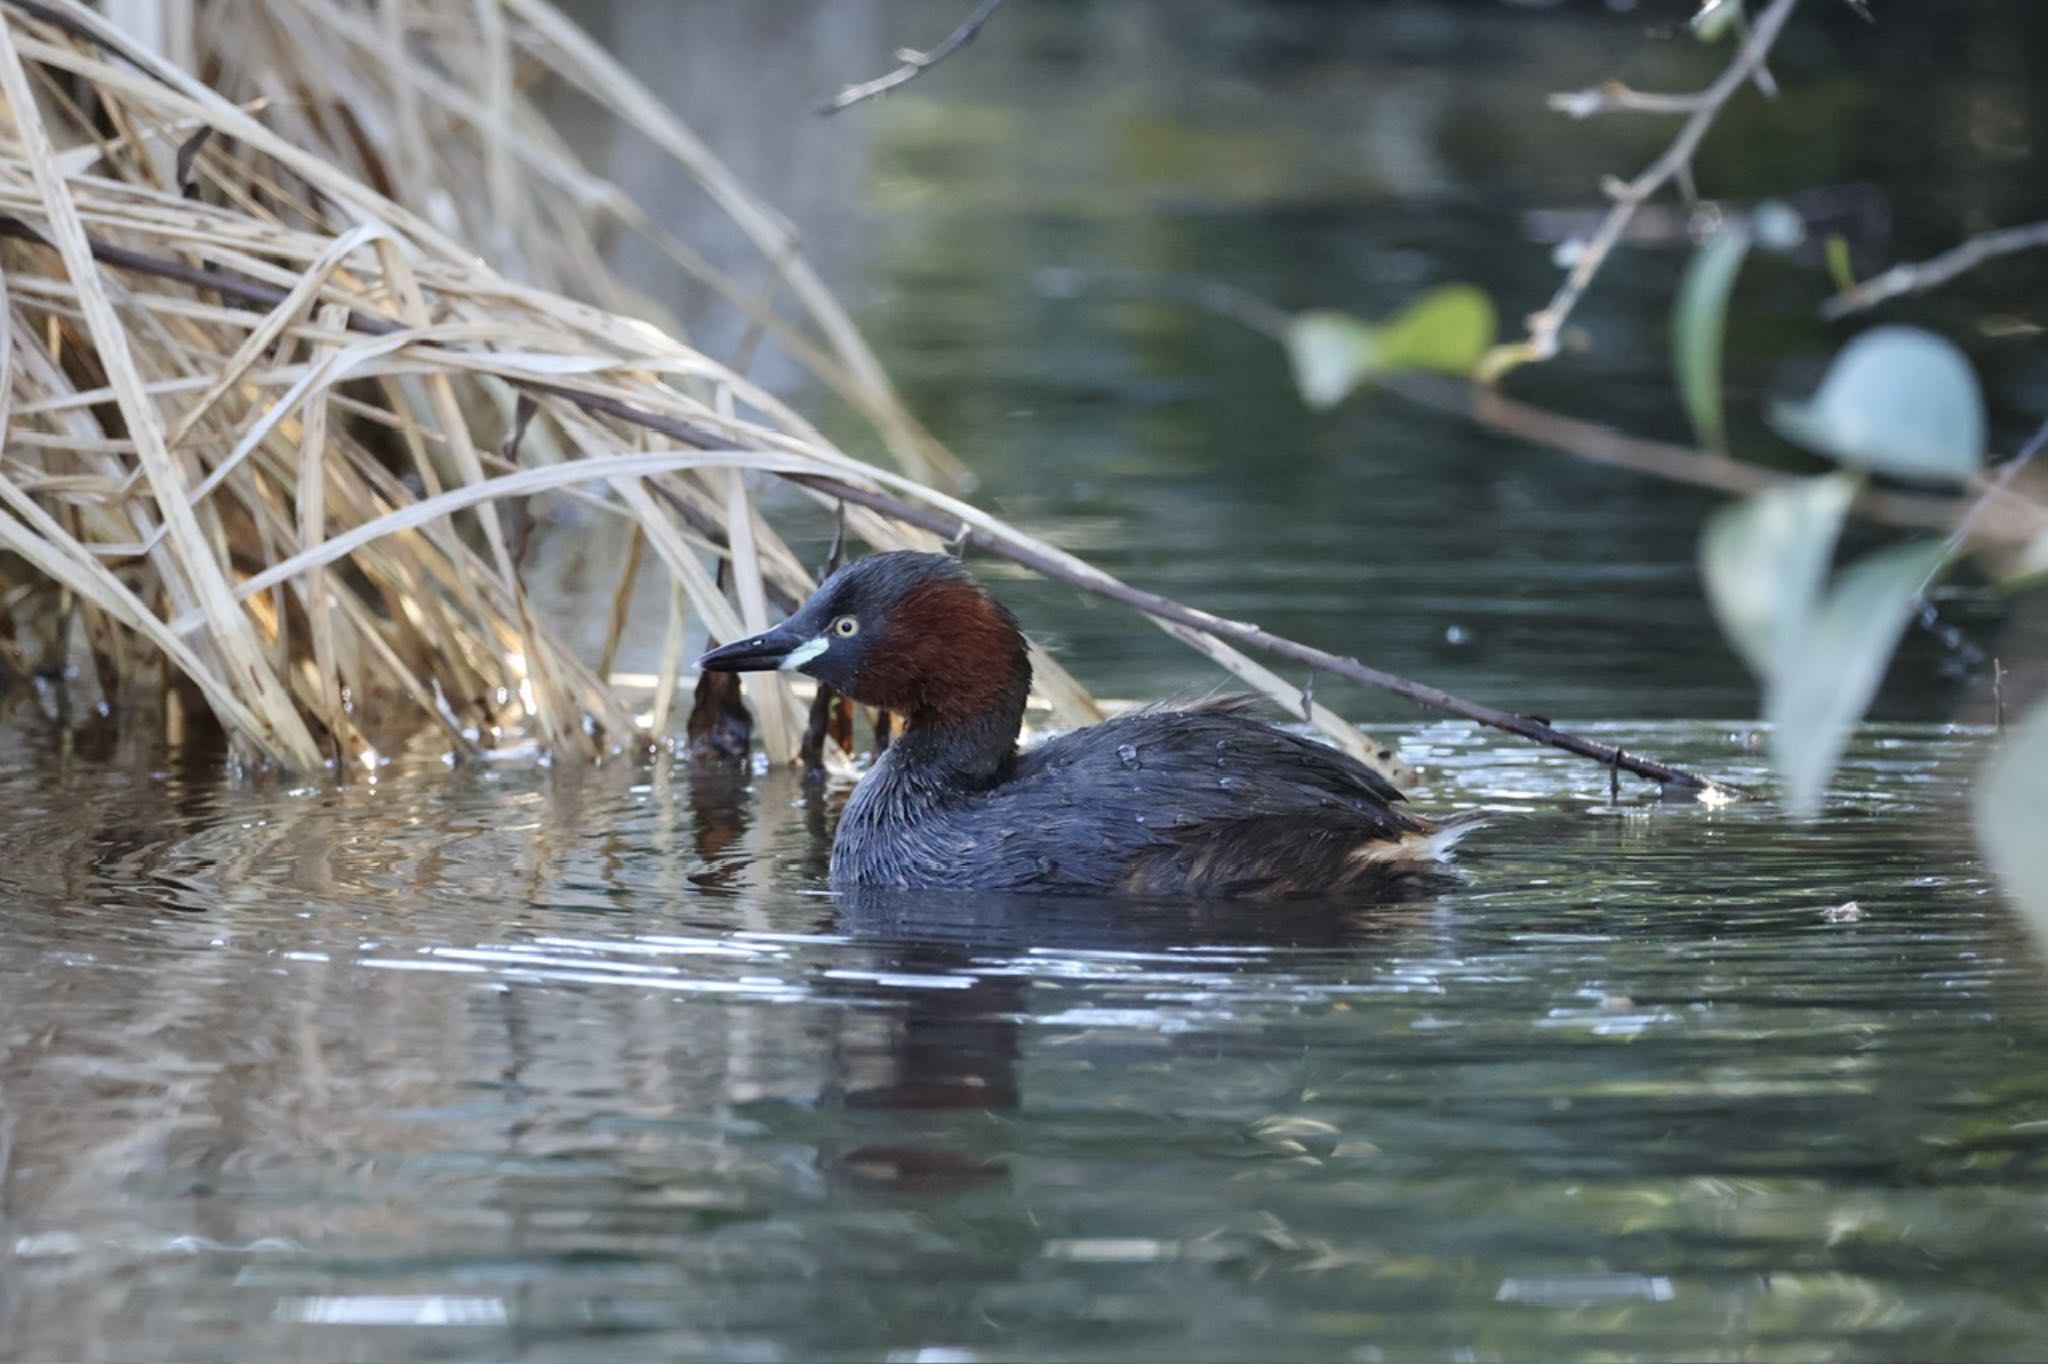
[697,623,806,673]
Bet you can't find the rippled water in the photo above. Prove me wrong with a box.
[4,717,2045,1362]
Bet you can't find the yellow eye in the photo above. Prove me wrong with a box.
[832,615,860,638]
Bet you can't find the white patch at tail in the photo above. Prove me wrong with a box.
[1349,811,1490,869]
[1423,811,1490,858]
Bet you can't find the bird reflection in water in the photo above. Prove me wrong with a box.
[809,882,1450,1197]
[680,752,760,892]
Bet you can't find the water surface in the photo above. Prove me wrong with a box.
[3,718,2045,1362]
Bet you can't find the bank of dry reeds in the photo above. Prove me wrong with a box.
[0,0,1419,776]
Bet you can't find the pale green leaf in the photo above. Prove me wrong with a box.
[1765,538,1950,817]
[1673,226,1751,453]
[1286,286,1496,411]
[1285,312,1380,411]
[1770,326,1986,484]
[1699,473,1856,676]
[1975,700,2048,942]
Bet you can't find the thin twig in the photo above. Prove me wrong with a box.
[1547,82,1712,120]
[1821,220,2048,319]
[1902,418,2048,668]
[818,0,1005,116]
[22,219,1736,794]
[1926,416,2048,587]
[1493,0,1802,373]
[799,498,853,779]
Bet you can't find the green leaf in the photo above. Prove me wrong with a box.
[1823,234,1857,293]
[1765,538,1950,817]
[1975,700,2048,943]
[1699,474,1856,676]
[1770,326,1986,484]
[1286,286,1497,410]
[1371,285,1496,375]
[1673,226,1751,453]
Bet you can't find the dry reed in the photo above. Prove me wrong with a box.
[0,0,1426,777]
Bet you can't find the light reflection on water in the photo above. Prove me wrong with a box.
[2,718,2045,1362]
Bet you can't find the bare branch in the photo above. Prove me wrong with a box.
[1491,0,1803,374]
[1922,417,2048,602]
[1821,220,2048,319]
[1381,373,2047,550]
[818,0,1005,117]
[1547,82,1712,120]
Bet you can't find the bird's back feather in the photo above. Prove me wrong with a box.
[832,696,1479,896]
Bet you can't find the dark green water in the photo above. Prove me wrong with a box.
[7,2,2048,1361]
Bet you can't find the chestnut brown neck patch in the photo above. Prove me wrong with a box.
[861,577,1031,731]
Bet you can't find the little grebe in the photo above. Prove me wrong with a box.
[699,552,1480,896]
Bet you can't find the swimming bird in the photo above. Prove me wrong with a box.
[698,552,1480,896]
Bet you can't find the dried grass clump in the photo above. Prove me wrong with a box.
[0,0,1401,775]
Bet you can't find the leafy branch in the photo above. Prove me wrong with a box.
[1485,0,1803,377]
[1272,0,2048,933]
